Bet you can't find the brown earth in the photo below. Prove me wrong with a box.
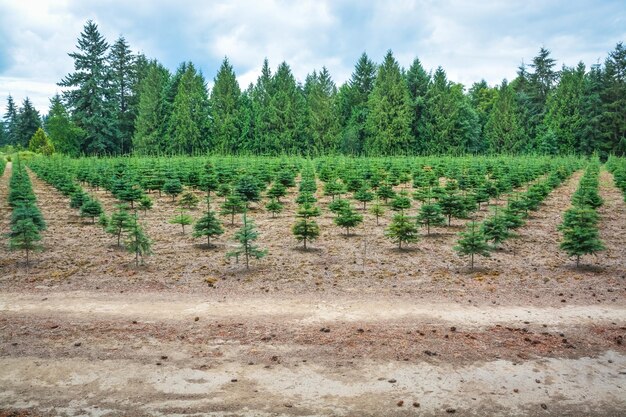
[0,163,625,416]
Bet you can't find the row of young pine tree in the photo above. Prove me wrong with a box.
[1,20,626,157]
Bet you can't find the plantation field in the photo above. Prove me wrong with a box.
[1,155,625,416]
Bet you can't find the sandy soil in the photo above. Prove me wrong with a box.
[0,164,625,416]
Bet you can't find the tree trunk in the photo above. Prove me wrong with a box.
[303,237,307,250]
[135,250,139,267]
[448,215,452,226]
[576,255,580,268]
[25,247,29,267]
[427,222,430,235]
[231,212,235,225]
[207,236,210,247]
[470,253,474,270]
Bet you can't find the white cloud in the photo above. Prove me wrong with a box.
[0,0,624,116]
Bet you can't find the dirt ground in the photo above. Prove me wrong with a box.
[0,163,625,416]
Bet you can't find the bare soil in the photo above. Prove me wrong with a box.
[0,164,625,416]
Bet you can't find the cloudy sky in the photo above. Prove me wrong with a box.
[1,0,624,116]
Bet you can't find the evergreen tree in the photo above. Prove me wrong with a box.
[80,197,104,224]
[484,80,523,153]
[227,212,267,269]
[439,192,466,225]
[106,204,132,246]
[138,195,153,214]
[163,177,183,201]
[416,202,445,235]
[468,80,497,153]
[369,199,385,225]
[601,43,626,155]
[269,62,307,154]
[481,212,512,247]
[9,219,42,267]
[108,36,136,153]
[251,58,274,154]
[221,192,246,225]
[339,52,376,154]
[422,68,479,154]
[59,20,117,154]
[385,213,418,249]
[210,57,242,153]
[304,67,340,153]
[125,215,152,267]
[169,208,193,234]
[365,50,412,155]
[454,221,491,270]
[265,198,284,218]
[527,47,559,144]
[44,94,84,156]
[543,63,585,154]
[354,185,374,209]
[292,203,321,249]
[15,98,42,148]
[406,57,431,152]
[28,128,55,155]
[193,208,224,246]
[167,62,210,154]
[179,190,200,209]
[559,207,605,267]
[235,175,261,206]
[133,61,171,154]
[334,205,363,236]
[2,95,18,145]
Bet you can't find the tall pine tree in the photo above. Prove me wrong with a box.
[59,20,117,154]
[365,50,411,155]
[210,57,242,153]
[133,60,171,154]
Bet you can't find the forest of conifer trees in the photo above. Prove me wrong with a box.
[1,20,625,157]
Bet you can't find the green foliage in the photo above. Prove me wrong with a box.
[385,213,419,249]
[235,175,262,204]
[416,202,445,235]
[163,177,183,200]
[227,213,267,269]
[559,207,605,267]
[139,195,153,213]
[9,219,42,267]
[106,205,132,246]
[178,191,200,209]
[328,198,350,215]
[80,197,104,223]
[333,205,363,235]
[365,51,412,155]
[265,198,284,218]
[221,192,246,225]
[45,95,83,156]
[28,128,55,155]
[169,208,193,234]
[193,209,224,246]
[481,213,513,247]
[353,186,374,209]
[293,204,321,249]
[369,200,385,225]
[125,216,153,266]
[454,221,491,270]
[390,193,412,212]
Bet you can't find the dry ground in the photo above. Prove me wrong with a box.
[0,163,625,416]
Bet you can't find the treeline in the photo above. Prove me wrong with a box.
[1,20,625,157]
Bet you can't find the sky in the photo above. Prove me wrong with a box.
[0,0,624,116]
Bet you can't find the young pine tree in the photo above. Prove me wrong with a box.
[481,212,512,248]
[227,212,267,269]
[558,207,605,267]
[354,186,374,209]
[163,177,183,201]
[9,218,42,267]
[334,205,363,236]
[125,216,153,267]
[106,204,132,246]
[169,208,193,234]
[221,192,246,225]
[80,197,104,224]
[292,204,321,250]
[265,198,284,218]
[385,213,419,249]
[454,221,491,270]
[193,209,224,247]
[138,195,153,214]
[416,202,445,235]
[369,199,385,225]
[178,190,200,209]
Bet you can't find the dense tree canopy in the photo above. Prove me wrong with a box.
[3,21,625,157]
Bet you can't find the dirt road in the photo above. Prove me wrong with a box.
[1,291,625,416]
